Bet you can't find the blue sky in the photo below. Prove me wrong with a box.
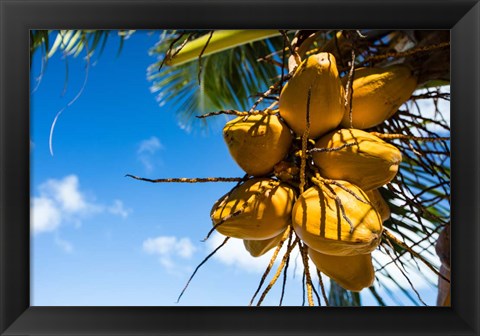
[30,30,446,306]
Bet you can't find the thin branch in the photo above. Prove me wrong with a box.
[201,210,242,242]
[317,270,330,306]
[176,237,230,303]
[197,30,214,85]
[381,245,427,306]
[370,132,450,142]
[299,87,312,194]
[158,32,185,71]
[249,227,292,306]
[256,238,300,306]
[249,76,291,113]
[125,174,243,183]
[279,30,301,66]
[309,142,357,153]
[411,92,450,101]
[383,229,449,283]
[298,242,317,306]
[359,41,450,66]
[196,109,275,119]
[345,48,356,128]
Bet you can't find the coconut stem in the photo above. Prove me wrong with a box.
[335,196,355,233]
[309,141,357,153]
[278,242,292,306]
[158,32,186,71]
[280,30,302,68]
[370,132,450,142]
[345,48,356,128]
[196,109,274,119]
[197,30,214,85]
[359,41,450,66]
[249,227,292,306]
[202,210,243,242]
[256,237,300,306]
[312,173,369,205]
[125,175,244,183]
[299,87,312,194]
[298,242,316,306]
[249,75,292,113]
[317,270,330,306]
[176,237,230,303]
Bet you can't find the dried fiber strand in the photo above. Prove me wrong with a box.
[176,237,230,303]
[126,175,243,183]
[249,227,292,306]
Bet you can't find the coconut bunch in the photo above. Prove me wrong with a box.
[211,52,417,292]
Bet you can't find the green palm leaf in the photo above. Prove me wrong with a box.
[148,31,289,130]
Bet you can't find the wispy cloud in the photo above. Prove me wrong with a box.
[31,175,94,234]
[143,236,197,272]
[205,233,274,273]
[137,136,163,172]
[138,136,163,155]
[54,234,74,253]
[205,231,435,299]
[31,197,62,233]
[31,175,130,237]
[108,199,132,219]
[39,175,90,212]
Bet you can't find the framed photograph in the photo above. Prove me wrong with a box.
[1,1,479,335]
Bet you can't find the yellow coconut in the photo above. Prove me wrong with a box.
[211,178,296,240]
[312,128,402,191]
[365,189,390,222]
[223,114,293,177]
[341,65,417,129]
[308,248,375,292]
[292,180,383,256]
[244,230,285,257]
[279,52,345,139]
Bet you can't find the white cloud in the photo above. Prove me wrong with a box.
[54,234,74,253]
[138,156,154,172]
[138,136,163,155]
[137,136,163,172]
[175,238,197,258]
[108,199,131,219]
[143,236,197,271]
[206,233,274,273]
[204,232,316,278]
[31,175,130,237]
[31,197,62,233]
[205,231,436,300]
[39,175,88,212]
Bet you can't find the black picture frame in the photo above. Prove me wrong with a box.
[1,0,479,335]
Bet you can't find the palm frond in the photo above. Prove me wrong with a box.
[328,281,361,306]
[148,31,289,131]
[30,30,133,64]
